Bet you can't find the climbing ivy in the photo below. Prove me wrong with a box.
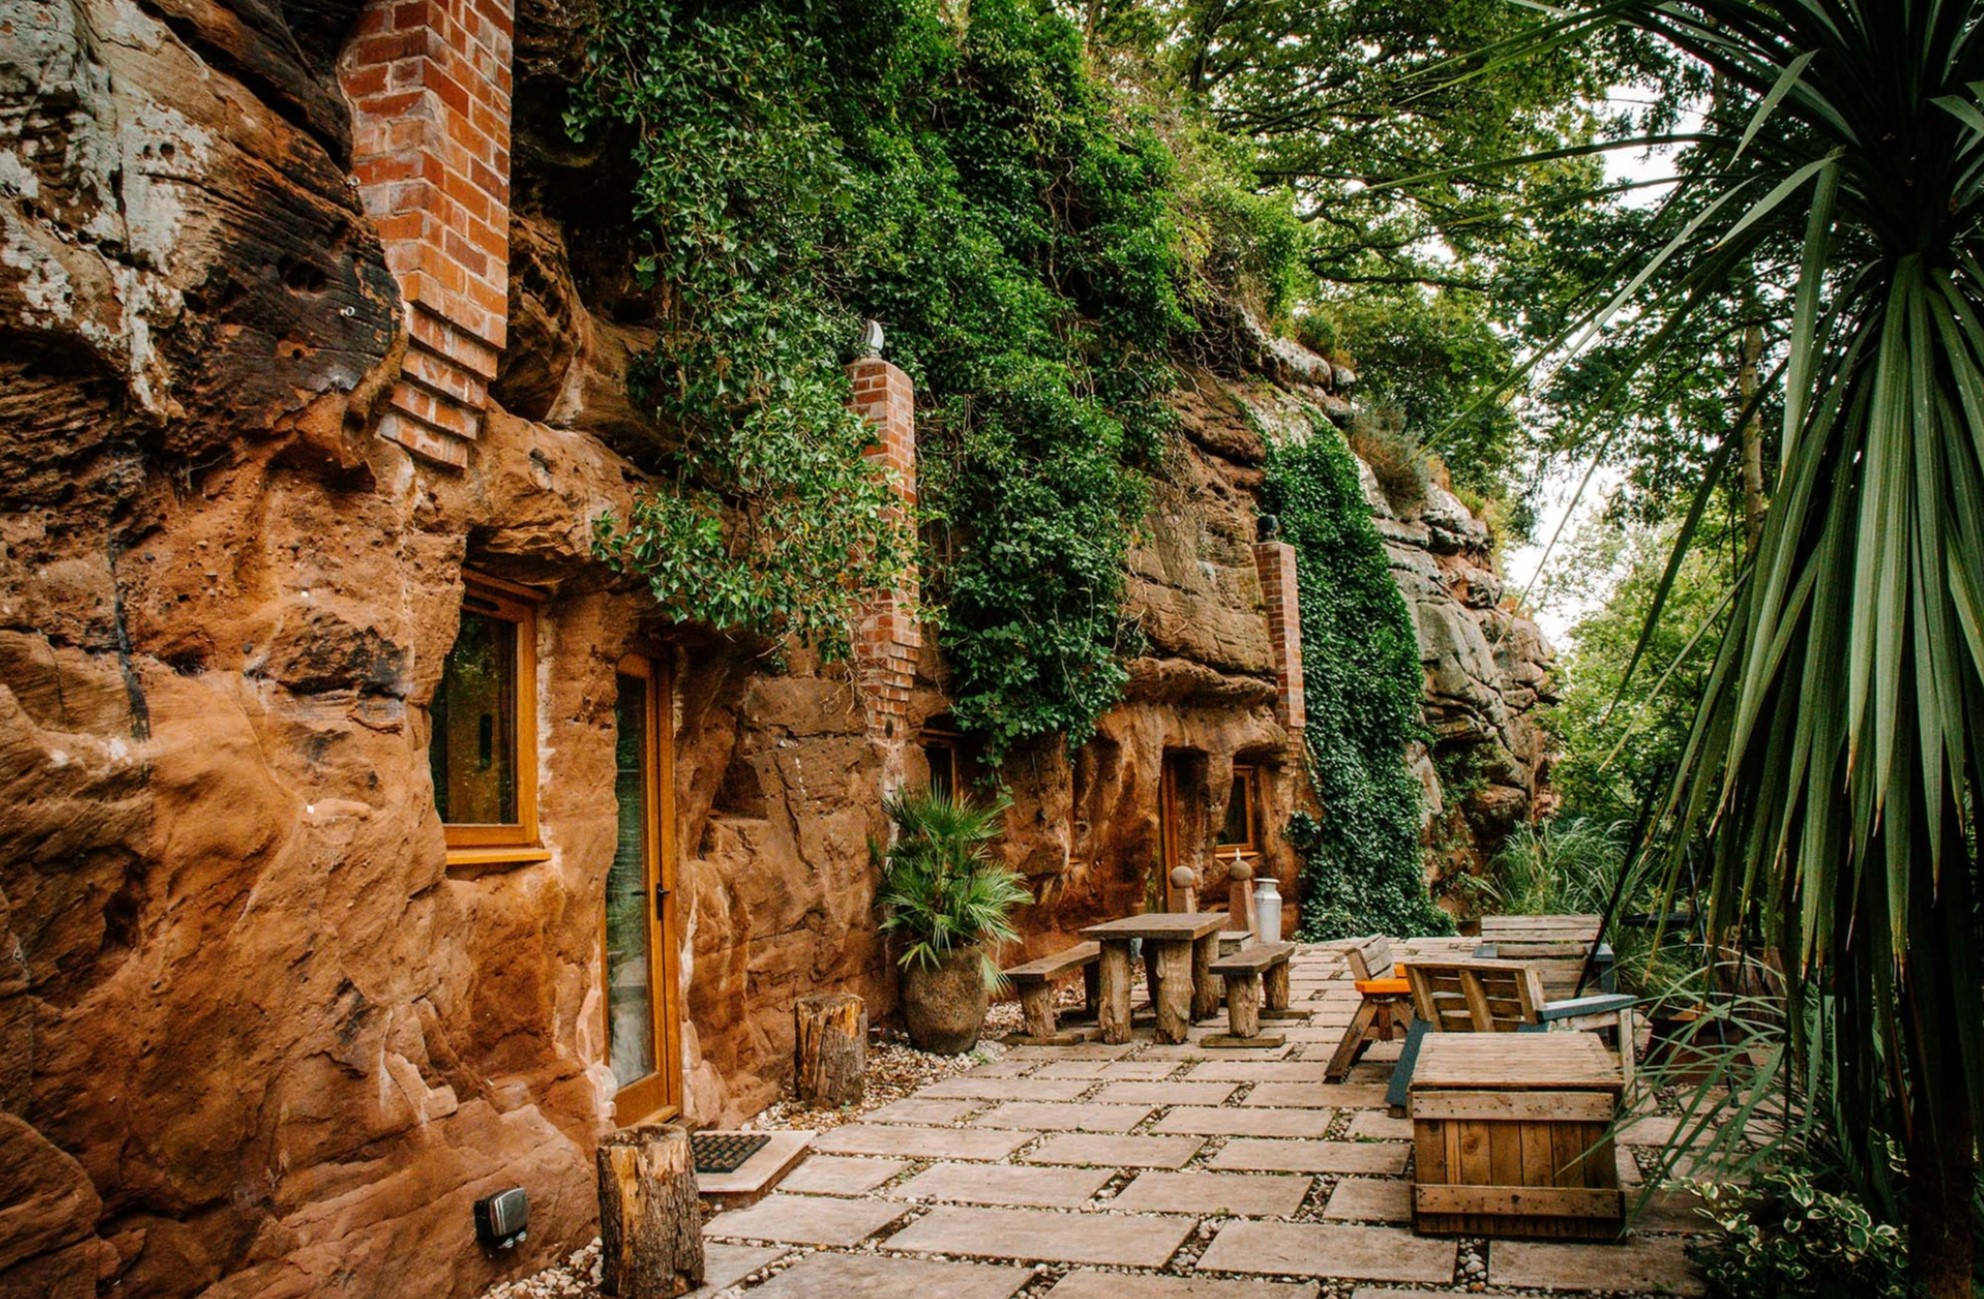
[1262,425,1452,940]
[569,0,1223,754]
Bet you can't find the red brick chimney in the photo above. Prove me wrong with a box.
[847,348,920,737]
[339,0,514,467]
[1254,539,1307,733]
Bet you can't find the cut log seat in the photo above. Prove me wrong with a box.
[1004,942,1102,1044]
[1204,941,1297,1047]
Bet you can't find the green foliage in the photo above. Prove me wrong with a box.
[874,789,1031,988]
[1263,426,1450,941]
[1690,1167,1910,1299]
[1482,816,1632,916]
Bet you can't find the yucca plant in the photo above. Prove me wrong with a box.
[874,788,1030,987]
[1435,3,1984,1291]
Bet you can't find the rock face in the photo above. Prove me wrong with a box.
[0,2,1539,1295]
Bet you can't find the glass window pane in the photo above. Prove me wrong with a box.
[607,673,657,1090]
[925,743,955,801]
[431,609,517,824]
[1216,773,1253,848]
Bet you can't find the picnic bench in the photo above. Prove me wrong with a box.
[1409,1032,1626,1240]
[1205,940,1301,1047]
[1324,935,1416,1081]
[1002,942,1101,1045]
[1082,911,1229,1044]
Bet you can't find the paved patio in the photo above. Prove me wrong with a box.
[695,939,1710,1297]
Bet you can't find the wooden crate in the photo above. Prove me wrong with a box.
[1409,1034,1624,1241]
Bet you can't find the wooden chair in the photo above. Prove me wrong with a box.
[1003,942,1102,1045]
[1385,959,1638,1110]
[1476,914,1616,999]
[1323,935,1416,1081]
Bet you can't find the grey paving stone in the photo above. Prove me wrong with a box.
[1343,1111,1413,1141]
[1005,1042,1137,1060]
[867,1097,981,1124]
[1142,1042,1293,1061]
[744,1251,1031,1299]
[922,1075,1096,1102]
[1036,1060,1182,1080]
[685,1243,788,1297]
[975,1100,1156,1132]
[1048,1270,1319,1299]
[1244,1082,1389,1108]
[1094,1080,1240,1106]
[1110,1170,1311,1217]
[1620,1113,1686,1146]
[702,1193,906,1246]
[1152,1106,1334,1139]
[1185,1062,1327,1083]
[886,1205,1194,1267]
[1208,1139,1410,1175]
[1196,1221,1455,1284]
[812,1124,1030,1161]
[776,1155,907,1195]
[966,1058,1036,1077]
[892,1161,1113,1208]
[1489,1238,1706,1294]
[1322,1178,1413,1223]
[1023,1133,1206,1169]
[1633,1186,1712,1233]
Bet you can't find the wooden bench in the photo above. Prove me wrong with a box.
[1003,942,1102,1045]
[1205,941,1299,1047]
[1325,935,1415,1081]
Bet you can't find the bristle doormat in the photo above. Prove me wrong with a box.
[691,1132,771,1175]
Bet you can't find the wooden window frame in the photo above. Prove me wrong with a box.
[440,573,545,869]
[1215,764,1261,858]
[605,652,682,1123]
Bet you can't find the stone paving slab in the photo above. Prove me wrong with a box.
[1208,1138,1410,1175]
[975,1101,1156,1132]
[1244,1082,1388,1108]
[1024,1133,1205,1169]
[892,1161,1113,1208]
[1343,1112,1413,1140]
[1095,1080,1239,1106]
[776,1155,907,1195]
[745,1251,1031,1299]
[1633,1187,1711,1233]
[1110,1170,1311,1217]
[1489,1238,1705,1294]
[886,1205,1195,1267]
[867,1097,981,1124]
[703,1193,906,1246]
[922,1076,1096,1102]
[812,1124,1030,1161]
[1035,1060,1183,1080]
[1619,1113,1685,1145]
[1142,1042,1292,1061]
[687,1244,789,1297]
[1152,1106,1334,1139]
[1006,1042,1137,1060]
[1047,1270,1320,1298]
[1185,1062,1325,1083]
[966,1059,1036,1077]
[1196,1221,1456,1284]
[1322,1177,1413,1223]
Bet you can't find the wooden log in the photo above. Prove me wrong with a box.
[1225,972,1263,1038]
[1154,939,1195,1043]
[1263,957,1291,1011]
[1191,933,1221,1021]
[794,993,866,1107]
[1019,984,1058,1040]
[596,1124,703,1299]
[1098,941,1134,1043]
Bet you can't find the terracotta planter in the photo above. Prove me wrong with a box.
[901,945,989,1055]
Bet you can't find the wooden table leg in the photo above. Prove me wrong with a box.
[1097,940,1134,1044]
[1153,939,1194,1043]
[1191,933,1221,1021]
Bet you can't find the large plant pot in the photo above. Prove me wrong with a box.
[901,946,989,1055]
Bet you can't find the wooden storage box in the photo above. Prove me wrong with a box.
[1408,1033,1624,1241]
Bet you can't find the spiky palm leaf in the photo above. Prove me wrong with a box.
[874,788,1030,987]
[1452,1,1984,1289]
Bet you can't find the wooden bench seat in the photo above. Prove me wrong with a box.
[1326,934,1416,1081]
[1004,942,1102,1045]
[1205,941,1301,1047]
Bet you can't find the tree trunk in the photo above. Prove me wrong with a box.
[596,1124,703,1299]
[794,993,866,1106]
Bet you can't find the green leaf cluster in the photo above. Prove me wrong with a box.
[1263,424,1450,941]
[1690,1167,1910,1299]
[874,788,1031,988]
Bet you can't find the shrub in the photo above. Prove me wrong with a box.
[1345,409,1431,516]
[1689,1168,1909,1299]
[874,789,1030,987]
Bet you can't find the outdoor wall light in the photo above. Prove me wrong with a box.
[474,1187,530,1249]
[1256,513,1281,541]
[860,318,886,356]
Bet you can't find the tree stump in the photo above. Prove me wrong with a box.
[794,992,866,1107]
[596,1124,703,1299]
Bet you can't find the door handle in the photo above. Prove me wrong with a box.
[653,883,671,911]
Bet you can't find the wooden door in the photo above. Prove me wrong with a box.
[605,654,682,1121]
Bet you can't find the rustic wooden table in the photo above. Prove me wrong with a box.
[1082,912,1231,1043]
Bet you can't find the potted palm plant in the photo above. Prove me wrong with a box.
[874,788,1029,1054]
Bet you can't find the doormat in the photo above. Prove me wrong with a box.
[691,1132,771,1175]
